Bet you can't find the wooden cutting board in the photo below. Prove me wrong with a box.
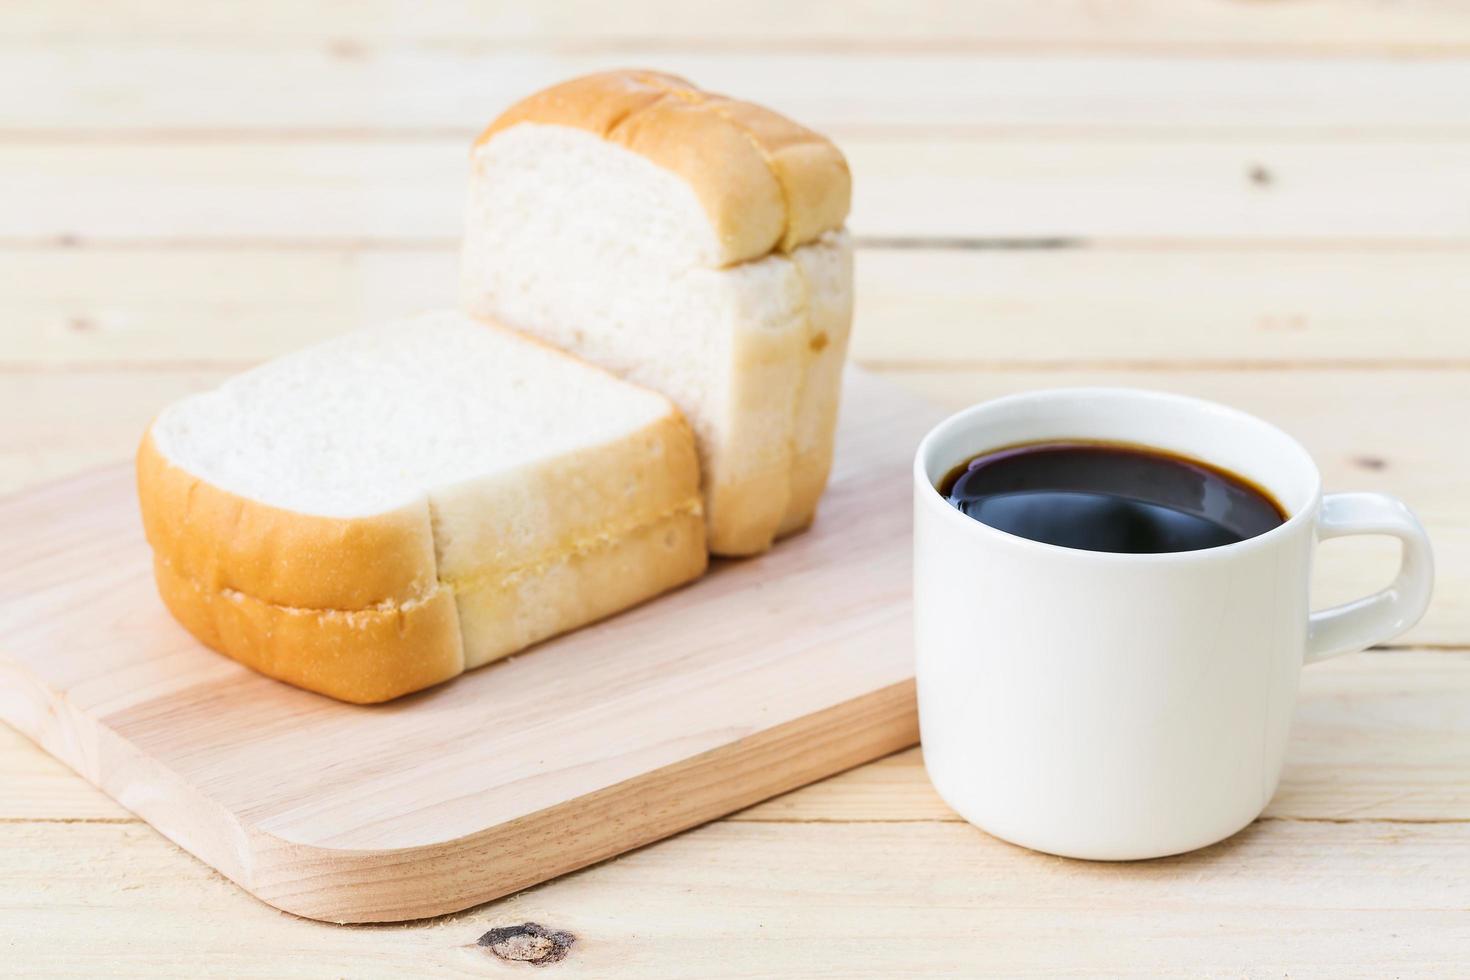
[0,371,941,924]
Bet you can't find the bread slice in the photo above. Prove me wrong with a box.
[461,70,854,556]
[138,311,707,703]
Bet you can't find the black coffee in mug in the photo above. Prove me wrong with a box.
[939,441,1286,554]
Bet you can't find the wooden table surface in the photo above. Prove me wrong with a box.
[3,2,1469,976]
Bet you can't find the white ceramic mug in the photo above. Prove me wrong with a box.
[913,388,1433,860]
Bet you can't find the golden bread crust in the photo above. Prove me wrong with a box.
[153,556,464,704]
[138,432,438,610]
[475,70,850,266]
[151,504,708,702]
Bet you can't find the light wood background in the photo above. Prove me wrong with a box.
[3,1,1469,975]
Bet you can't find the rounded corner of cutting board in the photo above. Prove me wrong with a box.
[0,369,941,925]
[236,826,511,924]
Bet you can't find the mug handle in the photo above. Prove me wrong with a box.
[1306,492,1434,664]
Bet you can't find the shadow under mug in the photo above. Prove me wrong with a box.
[912,388,1434,860]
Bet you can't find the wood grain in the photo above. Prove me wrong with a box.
[8,50,1470,133]
[0,723,130,821]
[10,650,1465,826]
[7,138,1470,242]
[12,0,1470,50]
[2,817,1467,977]
[6,246,1470,367]
[0,372,936,923]
[853,246,1470,365]
[12,0,1470,51]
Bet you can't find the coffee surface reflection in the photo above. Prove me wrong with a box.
[940,441,1286,554]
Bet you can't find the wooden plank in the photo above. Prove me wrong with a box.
[6,138,1470,242]
[853,246,1470,365]
[1,817,1467,976]
[13,0,1470,50]
[854,137,1470,241]
[0,374,936,922]
[734,651,1470,824]
[0,369,1464,646]
[10,649,1466,825]
[0,723,132,821]
[7,50,1470,133]
[0,368,229,493]
[6,245,1470,367]
[0,141,466,243]
[0,249,453,365]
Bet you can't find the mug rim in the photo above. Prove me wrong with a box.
[913,386,1323,564]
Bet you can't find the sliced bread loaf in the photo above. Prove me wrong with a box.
[138,311,707,703]
[461,70,854,556]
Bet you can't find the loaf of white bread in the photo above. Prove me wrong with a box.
[462,70,854,556]
[140,72,853,701]
[138,312,707,703]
